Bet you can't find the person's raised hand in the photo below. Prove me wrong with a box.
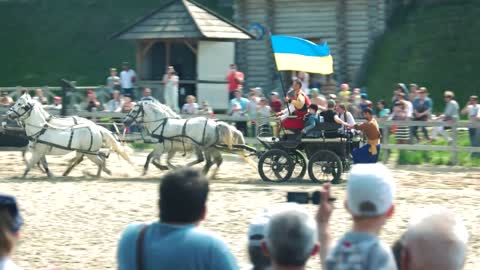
[316,183,333,225]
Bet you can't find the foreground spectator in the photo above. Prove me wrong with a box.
[263,204,318,270]
[85,90,101,112]
[162,66,179,112]
[431,90,459,143]
[120,62,136,98]
[226,64,244,100]
[33,88,48,105]
[106,68,121,93]
[104,90,123,112]
[117,168,237,270]
[461,95,480,154]
[0,194,24,270]
[181,95,199,115]
[394,206,468,270]
[0,92,13,107]
[243,208,272,270]
[411,87,432,142]
[317,164,397,270]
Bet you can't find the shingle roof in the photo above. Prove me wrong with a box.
[113,0,253,40]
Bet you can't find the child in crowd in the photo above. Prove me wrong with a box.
[198,101,214,116]
[181,95,199,115]
[256,97,272,132]
[302,104,323,137]
[317,163,397,270]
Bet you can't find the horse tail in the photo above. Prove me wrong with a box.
[99,127,133,165]
[216,121,234,150]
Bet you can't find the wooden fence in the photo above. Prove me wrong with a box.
[1,104,480,165]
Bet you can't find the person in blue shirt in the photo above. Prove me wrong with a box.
[229,89,249,135]
[117,168,238,270]
[302,104,323,137]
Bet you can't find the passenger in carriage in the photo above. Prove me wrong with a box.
[335,104,356,136]
[302,104,324,137]
[319,100,350,138]
[280,79,311,131]
[350,108,381,164]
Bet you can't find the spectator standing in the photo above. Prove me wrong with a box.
[117,168,237,270]
[0,92,13,107]
[33,88,48,105]
[461,95,480,155]
[162,66,179,112]
[256,97,272,129]
[247,91,260,136]
[376,100,390,138]
[0,194,24,270]
[85,90,101,112]
[106,68,121,93]
[263,204,319,270]
[431,90,459,143]
[397,92,413,119]
[269,92,283,113]
[392,83,409,106]
[390,101,410,144]
[316,164,397,270]
[394,207,468,270]
[338,83,351,103]
[120,62,136,98]
[409,83,418,102]
[181,95,199,115]
[104,90,123,113]
[293,71,310,95]
[226,64,244,100]
[229,90,249,135]
[411,87,432,142]
[43,96,62,110]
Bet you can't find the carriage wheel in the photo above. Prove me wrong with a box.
[307,150,343,184]
[291,150,307,180]
[258,149,293,182]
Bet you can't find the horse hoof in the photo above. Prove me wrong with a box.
[159,166,169,171]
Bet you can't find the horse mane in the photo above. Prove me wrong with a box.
[143,101,181,119]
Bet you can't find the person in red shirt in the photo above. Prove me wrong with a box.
[269,92,283,113]
[281,79,311,131]
[226,64,245,100]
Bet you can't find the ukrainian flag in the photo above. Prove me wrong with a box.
[271,35,333,74]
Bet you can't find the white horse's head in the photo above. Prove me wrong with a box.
[7,93,35,120]
[123,101,174,126]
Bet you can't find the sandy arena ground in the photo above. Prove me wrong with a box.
[0,150,479,270]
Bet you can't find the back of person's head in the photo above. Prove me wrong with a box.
[247,209,273,270]
[402,206,468,270]
[327,100,336,109]
[0,194,23,257]
[362,107,373,115]
[308,104,318,112]
[346,164,395,219]
[159,168,209,223]
[264,204,317,267]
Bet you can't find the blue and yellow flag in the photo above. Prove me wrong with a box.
[271,35,333,74]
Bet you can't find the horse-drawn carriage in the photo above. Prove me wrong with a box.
[254,122,361,184]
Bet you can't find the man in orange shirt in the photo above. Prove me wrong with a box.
[226,64,245,100]
[281,79,311,131]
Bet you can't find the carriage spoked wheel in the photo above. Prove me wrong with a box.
[307,150,343,184]
[258,149,293,182]
[290,150,307,180]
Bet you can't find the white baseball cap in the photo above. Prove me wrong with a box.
[346,163,395,217]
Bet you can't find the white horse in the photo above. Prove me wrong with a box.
[7,94,131,178]
[123,101,244,177]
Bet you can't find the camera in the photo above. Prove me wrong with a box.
[287,191,336,205]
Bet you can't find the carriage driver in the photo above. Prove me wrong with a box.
[349,108,381,163]
[280,79,311,131]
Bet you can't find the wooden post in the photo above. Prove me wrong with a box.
[382,122,390,163]
[136,41,143,80]
[451,121,458,165]
[165,41,171,67]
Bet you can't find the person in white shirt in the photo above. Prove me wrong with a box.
[162,66,179,112]
[120,62,136,98]
[335,104,356,135]
[43,96,62,110]
[104,90,123,113]
[181,95,199,115]
[461,95,480,154]
[106,68,121,94]
[32,88,48,105]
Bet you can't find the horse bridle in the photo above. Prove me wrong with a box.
[8,102,34,119]
[124,103,145,125]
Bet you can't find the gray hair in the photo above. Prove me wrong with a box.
[265,207,317,267]
[404,206,468,270]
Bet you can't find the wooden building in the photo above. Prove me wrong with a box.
[234,0,391,92]
[113,0,253,110]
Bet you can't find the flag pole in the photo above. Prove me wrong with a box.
[268,33,291,115]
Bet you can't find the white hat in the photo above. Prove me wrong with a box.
[346,163,395,217]
[247,203,301,246]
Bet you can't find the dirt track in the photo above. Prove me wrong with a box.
[0,150,479,270]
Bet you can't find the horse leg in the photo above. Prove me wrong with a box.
[202,150,213,176]
[63,154,84,176]
[210,149,223,179]
[23,150,43,178]
[99,153,112,176]
[84,154,107,177]
[144,144,168,175]
[152,158,169,171]
[166,150,178,169]
[185,147,205,167]
[40,157,53,178]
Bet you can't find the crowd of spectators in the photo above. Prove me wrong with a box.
[2,164,470,270]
